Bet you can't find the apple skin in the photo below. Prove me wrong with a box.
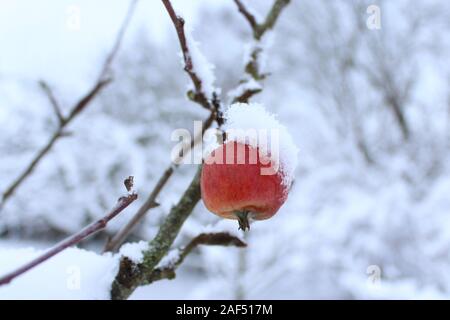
[201,141,289,229]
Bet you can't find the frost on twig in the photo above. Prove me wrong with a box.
[228,78,263,103]
[231,0,291,103]
[161,0,217,111]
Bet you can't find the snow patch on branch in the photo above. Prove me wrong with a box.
[184,26,216,98]
[243,32,274,74]
[119,240,149,264]
[156,248,180,269]
[227,78,262,100]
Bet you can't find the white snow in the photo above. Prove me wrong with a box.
[157,248,181,269]
[339,273,446,300]
[184,25,216,98]
[119,240,149,264]
[227,78,262,101]
[0,247,118,299]
[242,32,274,75]
[223,102,299,187]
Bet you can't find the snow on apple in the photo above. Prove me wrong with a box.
[223,102,298,187]
[201,103,298,230]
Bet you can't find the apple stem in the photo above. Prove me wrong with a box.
[235,210,250,231]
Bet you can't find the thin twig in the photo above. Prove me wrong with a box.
[97,0,139,82]
[257,0,291,39]
[161,0,212,110]
[38,81,64,124]
[234,0,258,32]
[0,0,138,211]
[0,187,138,286]
[231,0,291,103]
[103,167,170,252]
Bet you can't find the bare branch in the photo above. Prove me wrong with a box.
[233,0,290,40]
[0,184,138,286]
[66,78,112,121]
[257,0,291,39]
[38,80,64,124]
[233,0,258,31]
[0,0,138,211]
[97,0,139,82]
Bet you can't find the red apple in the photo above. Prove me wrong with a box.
[201,141,289,230]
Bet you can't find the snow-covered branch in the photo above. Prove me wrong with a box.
[231,0,291,103]
[161,0,217,111]
[103,111,217,253]
[109,0,290,300]
[0,177,138,286]
[103,0,227,253]
[142,232,246,284]
[111,166,202,300]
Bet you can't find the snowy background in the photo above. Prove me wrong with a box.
[1,0,450,299]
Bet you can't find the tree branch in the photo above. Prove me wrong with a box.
[0,0,138,212]
[257,0,291,39]
[97,0,139,82]
[147,232,247,283]
[111,166,202,300]
[103,111,218,253]
[103,166,170,252]
[108,0,291,300]
[104,1,225,253]
[38,80,64,124]
[0,179,138,286]
[233,0,258,32]
[161,0,213,111]
[231,0,291,103]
